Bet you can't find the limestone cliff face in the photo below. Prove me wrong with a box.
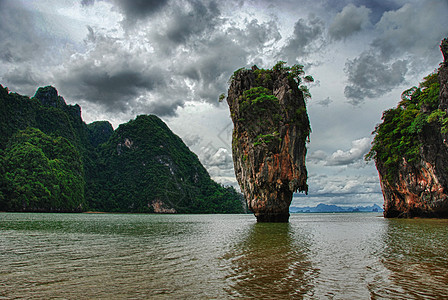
[374,38,448,218]
[226,65,310,222]
[377,155,448,218]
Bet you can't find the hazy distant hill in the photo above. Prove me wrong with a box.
[290,203,383,213]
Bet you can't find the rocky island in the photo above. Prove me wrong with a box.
[225,62,312,222]
[367,38,448,218]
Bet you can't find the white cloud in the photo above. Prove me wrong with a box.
[328,4,371,40]
[293,173,383,207]
[307,150,328,163]
[326,137,371,166]
[372,1,448,60]
[307,138,372,167]
[199,146,233,169]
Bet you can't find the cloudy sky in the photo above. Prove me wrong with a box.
[1,0,448,208]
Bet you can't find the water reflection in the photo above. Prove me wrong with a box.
[3,213,448,299]
[223,222,316,298]
[370,218,448,299]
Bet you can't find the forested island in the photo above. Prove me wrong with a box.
[367,38,448,218]
[0,85,245,213]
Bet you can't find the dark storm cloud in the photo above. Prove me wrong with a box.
[0,0,63,94]
[351,0,401,23]
[81,0,95,6]
[55,29,176,115]
[319,0,400,24]
[178,18,281,102]
[179,35,249,101]
[145,98,185,117]
[328,4,371,41]
[280,15,324,62]
[58,66,166,113]
[229,19,281,50]
[112,0,169,20]
[344,51,408,104]
[165,1,220,44]
[343,0,448,104]
[150,0,222,55]
[353,0,399,12]
[55,1,282,117]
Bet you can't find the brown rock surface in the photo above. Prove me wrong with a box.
[226,65,310,222]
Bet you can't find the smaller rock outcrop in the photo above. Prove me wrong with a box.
[34,86,67,108]
[226,63,311,222]
[34,85,81,118]
[87,121,114,147]
[369,38,448,218]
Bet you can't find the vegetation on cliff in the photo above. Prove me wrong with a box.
[230,62,312,152]
[0,85,245,213]
[366,72,441,182]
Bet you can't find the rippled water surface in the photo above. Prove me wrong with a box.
[1,213,447,299]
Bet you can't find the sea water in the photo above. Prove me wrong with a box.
[1,213,447,299]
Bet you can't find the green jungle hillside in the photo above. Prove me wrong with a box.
[0,85,245,213]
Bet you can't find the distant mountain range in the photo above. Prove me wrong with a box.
[290,203,383,213]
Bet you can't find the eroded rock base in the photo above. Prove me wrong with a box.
[384,207,448,218]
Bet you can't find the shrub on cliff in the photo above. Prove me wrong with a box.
[366,71,441,182]
[229,62,313,148]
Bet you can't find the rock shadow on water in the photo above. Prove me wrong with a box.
[222,222,317,298]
